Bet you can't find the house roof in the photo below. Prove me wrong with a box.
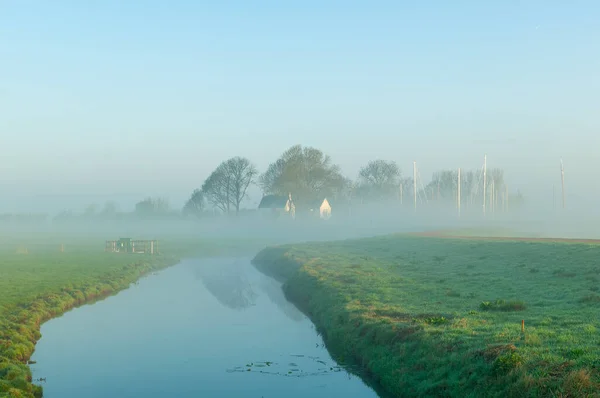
[258,195,289,209]
[309,198,331,209]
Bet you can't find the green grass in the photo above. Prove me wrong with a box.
[0,237,264,398]
[252,235,600,397]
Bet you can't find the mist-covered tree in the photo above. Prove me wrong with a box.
[399,177,414,203]
[52,210,74,223]
[487,168,505,206]
[357,160,401,201]
[201,156,258,214]
[259,145,346,205]
[334,177,356,205]
[509,190,525,207]
[422,168,508,210]
[100,201,118,217]
[135,197,170,217]
[83,204,98,217]
[202,163,231,213]
[182,189,206,218]
[459,170,475,205]
[488,168,505,189]
[427,170,458,201]
[225,156,258,214]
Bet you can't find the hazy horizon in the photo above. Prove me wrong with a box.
[2,1,599,214]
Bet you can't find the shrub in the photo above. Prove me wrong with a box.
[480,299,526,312]
[493,351,524,375]
[579,294,600,304]
[553,269,577,278]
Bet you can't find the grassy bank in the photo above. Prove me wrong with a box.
[252,235,600,397]
[0,238,264,398]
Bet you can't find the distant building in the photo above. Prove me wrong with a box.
[257,193,295,219]
[309,198,332,220]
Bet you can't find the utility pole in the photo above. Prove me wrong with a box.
[491,179,495,216]
[457,167,461,217]
[560,159,565,209]
[494,182,497,214]
[400,182,403,205]
[483,154,487,216]
[413,161,417,211]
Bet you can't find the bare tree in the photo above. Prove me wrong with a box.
[83,203,98,217]
[424,168,505,209]
[459,171,474,204]
[226,157,258,215]
[201,157,258,215]
[357,159,401,201]
[183,189,206,218]
[427,170,458,201]
[100,201,118,217]
[488,168,505,193]
[202,164,232,213]
[135,197,169,217]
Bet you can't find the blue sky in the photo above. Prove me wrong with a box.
[1,1,599,212]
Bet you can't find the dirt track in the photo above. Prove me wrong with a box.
[411,231,600,244]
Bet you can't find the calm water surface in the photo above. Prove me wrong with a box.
[31,257,384,398]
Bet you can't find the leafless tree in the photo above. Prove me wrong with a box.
[201,157,258,215]
[357,159,401,201]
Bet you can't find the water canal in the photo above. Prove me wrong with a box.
[30,257,385,397]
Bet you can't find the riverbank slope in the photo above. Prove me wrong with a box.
[0,251,180,397]
[252,234,600,397]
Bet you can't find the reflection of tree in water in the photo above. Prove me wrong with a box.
[257,277,304,322]
[195,258,258,310]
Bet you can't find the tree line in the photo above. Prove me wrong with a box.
[9,144,522,223]
[182,144,523,218]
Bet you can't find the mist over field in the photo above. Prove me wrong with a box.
[1,141,596,244]
[2,2,600,397]
[1,195,598,247]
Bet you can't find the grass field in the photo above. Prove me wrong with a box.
[252,234,600,397]
[0,237,265,398]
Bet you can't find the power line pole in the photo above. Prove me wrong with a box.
[483,154,487,216]
[413,161,417,211]
[457,167,461,217]
[491,179,495,217]
[400,182,403,205]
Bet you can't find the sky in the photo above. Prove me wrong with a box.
[1,1,599,213]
